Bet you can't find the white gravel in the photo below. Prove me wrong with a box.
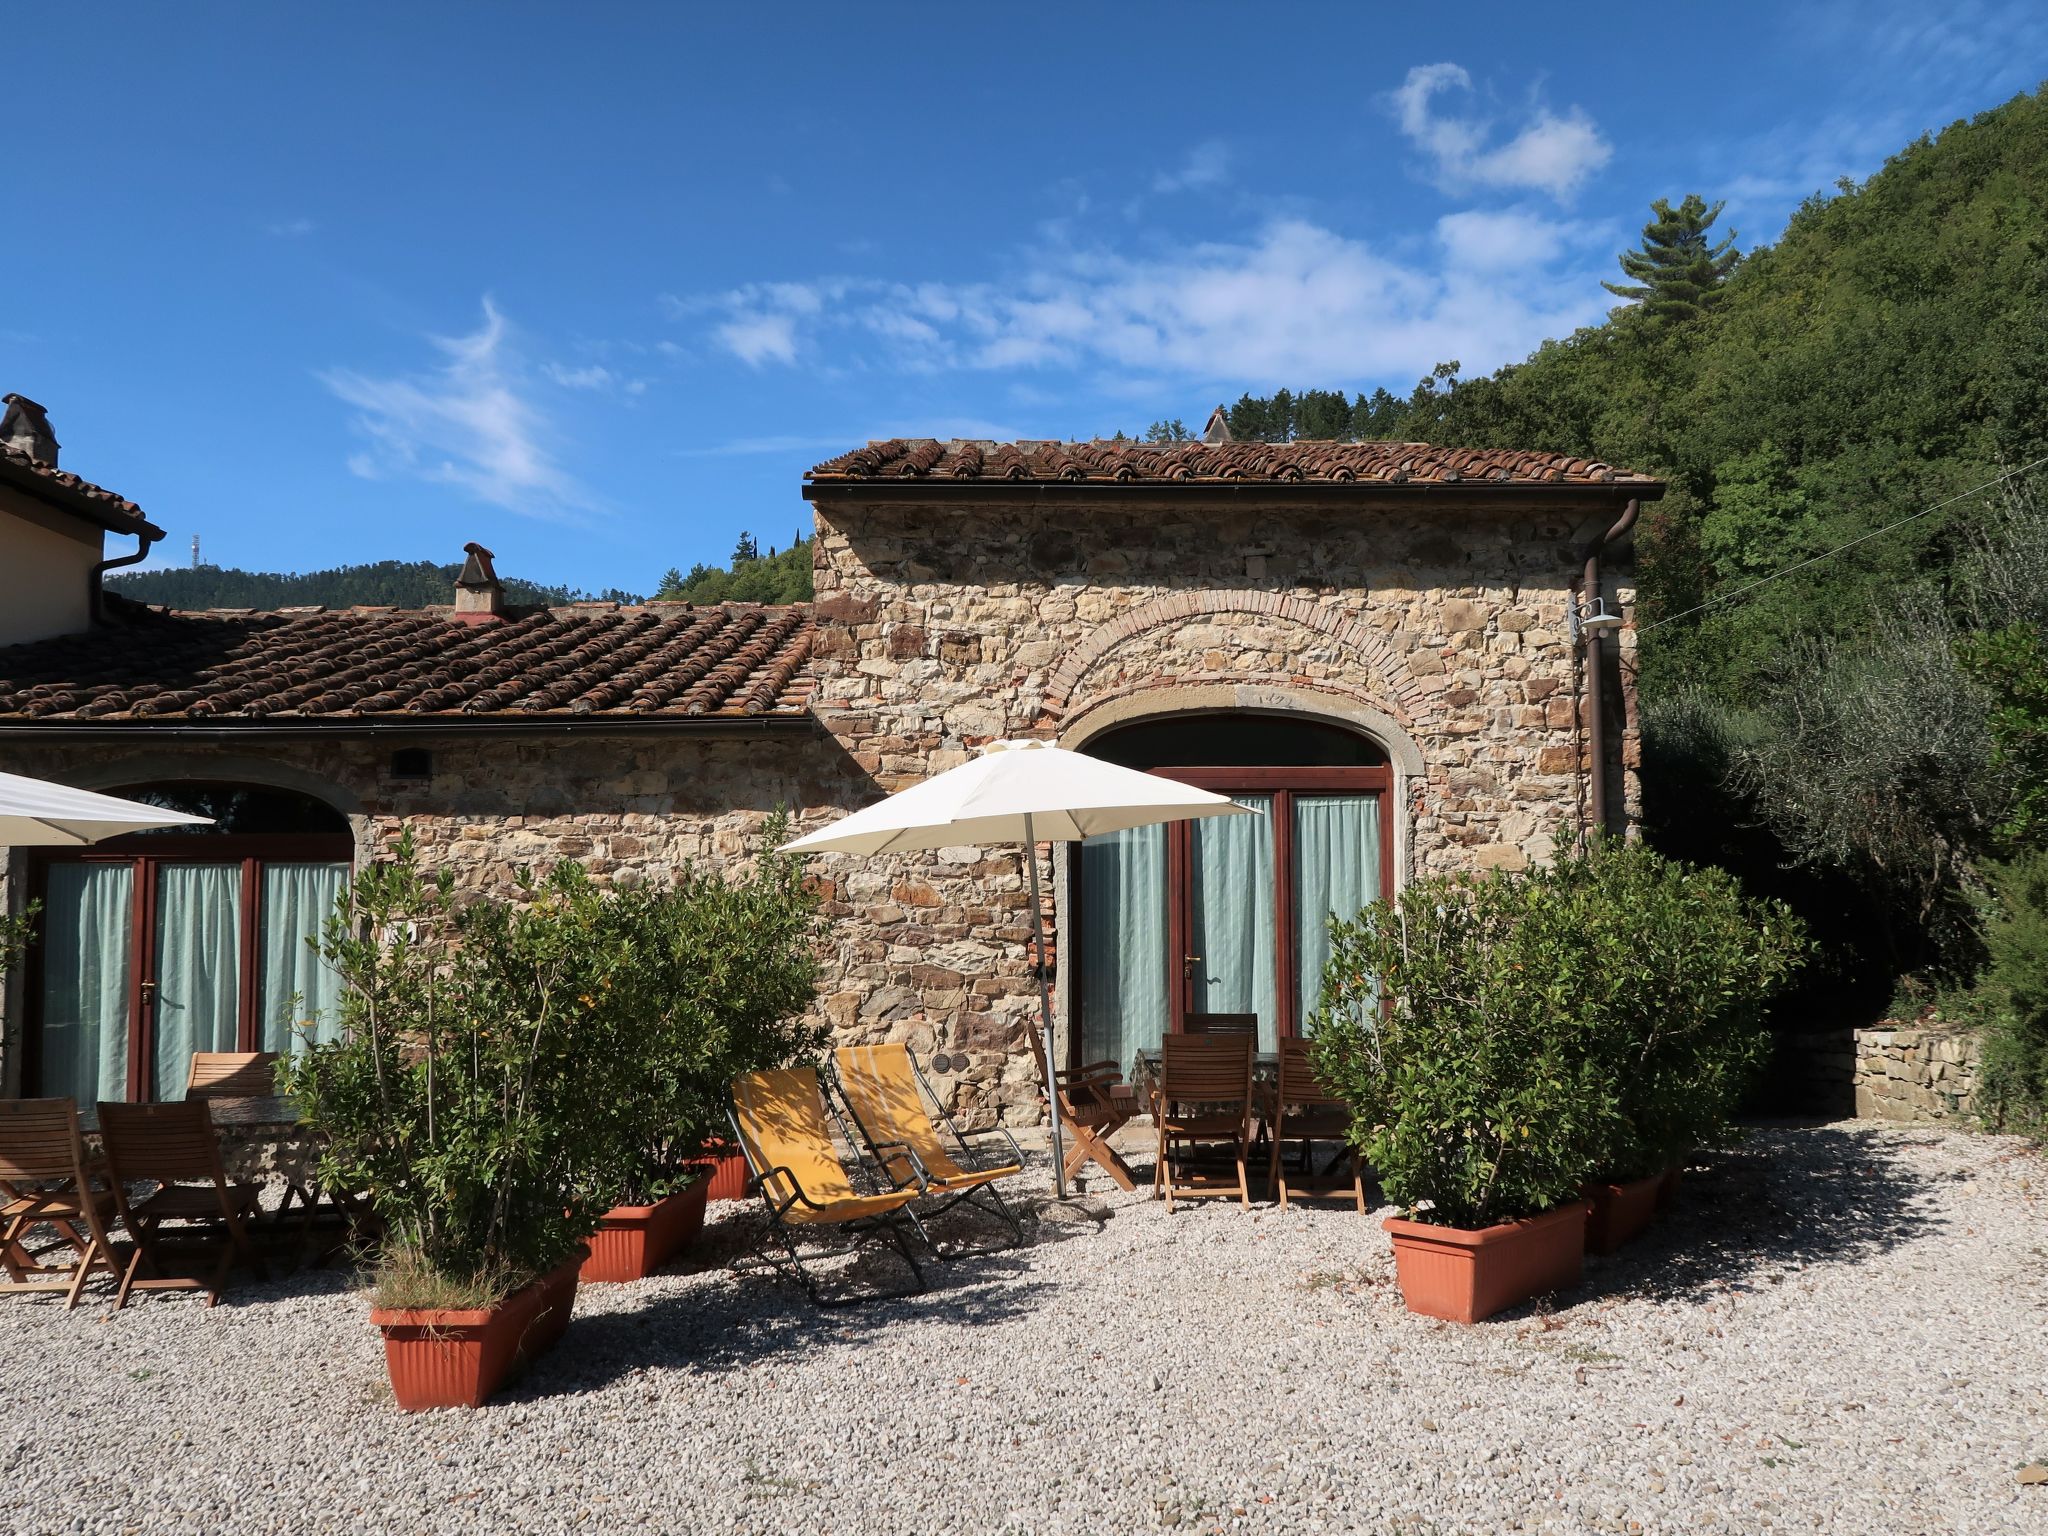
[4,1120,2045,1536]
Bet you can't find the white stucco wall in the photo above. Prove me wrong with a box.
[0,500,99,646]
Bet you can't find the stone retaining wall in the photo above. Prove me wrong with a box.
[1852,1025,1981,1122]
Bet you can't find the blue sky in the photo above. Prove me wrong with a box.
[9,3,2045,595]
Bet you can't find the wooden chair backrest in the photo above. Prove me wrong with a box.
[1159,1033,1255,1105]
[1184,1012,1259,1037]
[186,1051,281,1099]
[833,1044,952,1173]
[731,1069,857,1207]
[96,1100,226,1186]
[1275,1038,1348,1109]
[0,1098,90,1183]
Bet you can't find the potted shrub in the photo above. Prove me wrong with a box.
[1561,841,1806,1253]
[1311,862,1621,1322]
[280,835,631,1410]
[577,824,825,1283]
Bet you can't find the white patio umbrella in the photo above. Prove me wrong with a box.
[781,739,1254,1196]
[0,770,213,846]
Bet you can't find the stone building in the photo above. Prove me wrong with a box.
[0,420,1660,1125]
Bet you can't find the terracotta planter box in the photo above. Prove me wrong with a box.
[1383,1201,1590,1323]
[1583,1174,1663,1254]
[697,1145,751,1203]
[370,1251,584,1411]
[580,1176,711,1283]
[1655,1163,1683,1212]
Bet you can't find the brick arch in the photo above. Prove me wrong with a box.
[1043,589,1424,722]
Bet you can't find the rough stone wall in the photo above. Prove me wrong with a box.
[1852,1026,1981,1122]
[803,493,1642,1122]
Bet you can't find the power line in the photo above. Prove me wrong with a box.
[1636,454,2048,636]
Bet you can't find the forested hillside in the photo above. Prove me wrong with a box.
[653,532,813,604]
[111,559,640,610]
[1222,87,2048,1124]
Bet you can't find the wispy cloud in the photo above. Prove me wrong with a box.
[321,298,594,519]
[1152,140,1231,195]
[1390,63,1612,202]
[676,212,1613,390]
[266,217,316,238]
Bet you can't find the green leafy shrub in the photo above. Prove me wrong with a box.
[1976,850,2048,1137]
[579,816,826,1204]
[281,822,825,1304]
[279,837,635,1302]
[1308,840,1805,1227]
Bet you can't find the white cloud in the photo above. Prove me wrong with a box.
[680,213,1610,391]
[1391,63,1612,201]
[542,362,614,390]
[266,217,316,238]
[321,298,593,518]
[1152,140,1231,195]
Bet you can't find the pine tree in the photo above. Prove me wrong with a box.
[730,532,760,565]
[1144,418,1191,442]
[1603,194,1741,325]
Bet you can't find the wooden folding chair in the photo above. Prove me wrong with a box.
[96,1100,267,1309]
[1268,1039,1367,1211]
[1154,1033,1256,1212]
[729,1068,928,1307]
[184,1051,281,1099]
[1049,1058,1142,1192]
[1184,1012,1259,1037]
[0,1099,122,1309]
[832,1044,1024,1251]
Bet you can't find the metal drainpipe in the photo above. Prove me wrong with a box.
[1580,498,1640,840]
[90,529,160,623]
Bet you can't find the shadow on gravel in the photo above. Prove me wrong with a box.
[513,1197,1064,1398]
[1587,1122,1948,1306]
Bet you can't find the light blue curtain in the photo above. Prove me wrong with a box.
[151,864,243,1100]
[38,864,133,1103]
[1294,794,1382,1024]
[1190,795,1277,1049]
[258,862,348,1051]
[1077,824,1168,1074]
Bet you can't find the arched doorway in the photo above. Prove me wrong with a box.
[27,782,353,1102]
[1068,712,1394,1071]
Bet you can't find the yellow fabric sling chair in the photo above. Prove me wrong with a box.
[832,1044,1024,1252]
[729,1067,928,1306]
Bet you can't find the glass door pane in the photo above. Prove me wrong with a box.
[38,864,135,1103]
[1189,794,1277,1048]
[1294,794,1382,1024]
[258,861,349,1050]
[1077,826,1168,1075]
[151,863,243,1100]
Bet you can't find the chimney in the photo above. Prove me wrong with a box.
[453,541,504,620]
[1,393,60,464]
[1203,403,1232,444]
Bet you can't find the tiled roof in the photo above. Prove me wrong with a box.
[807,438,1659,489]
[0,444,162,538]
[0,597,815,724]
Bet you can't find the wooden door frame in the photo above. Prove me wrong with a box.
[1067,764,1393,1063]
[24,834,352,1100]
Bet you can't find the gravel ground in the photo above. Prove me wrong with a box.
[4,1120,2045,1536]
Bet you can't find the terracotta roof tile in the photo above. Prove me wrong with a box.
[0,596,815,725]
[0,444,162,537]
[808,438,1660,490]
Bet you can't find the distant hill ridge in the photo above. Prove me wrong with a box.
[110,559,641,612]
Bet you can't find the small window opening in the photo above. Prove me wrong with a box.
[389,748,433,780]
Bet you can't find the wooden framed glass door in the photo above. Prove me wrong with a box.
[1073,732,1394,1070]
[29,832,350,1102]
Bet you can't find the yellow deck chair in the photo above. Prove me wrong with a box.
[832,1044,1024,1251]
[728,1068,927,1305]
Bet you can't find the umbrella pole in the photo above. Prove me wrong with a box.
[1021,815,1069,1199]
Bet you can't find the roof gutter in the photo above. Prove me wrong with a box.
[1580,498,1641,840]
[89,528,161,625]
